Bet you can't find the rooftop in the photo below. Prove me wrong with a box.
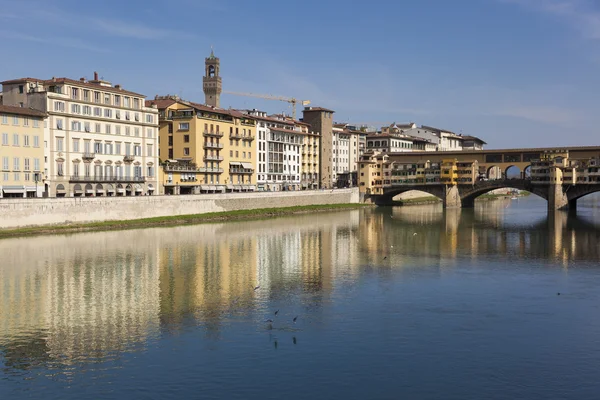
[0,105,46,118]
[303,106,335,113]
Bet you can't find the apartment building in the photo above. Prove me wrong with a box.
[244,110,304,191]
[1,73,159,197]
[300,121,320,189]
[150,96,257,194]
[0,105,46,198]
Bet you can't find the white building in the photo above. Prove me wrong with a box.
[245,110,303,191]
[1,73,159,197]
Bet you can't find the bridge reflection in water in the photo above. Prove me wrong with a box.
[0,198,598,375]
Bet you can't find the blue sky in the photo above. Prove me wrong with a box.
[0,0,598,148]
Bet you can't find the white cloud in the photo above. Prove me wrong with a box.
[90,18,185,40]
[0,30,108,52]
[500,0,600,40]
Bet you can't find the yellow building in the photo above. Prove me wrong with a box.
[440,159,458,185]
[299,121,320,189]
[148,96,256,194]
[0,105,46,198]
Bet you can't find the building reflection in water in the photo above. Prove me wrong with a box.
[1,199,599,374]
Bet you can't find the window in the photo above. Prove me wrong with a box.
[134,145,141,156]
[2,157,8,170]
[24,158,30,171]
[56,137,64,151]
[146,114,153,124]
[116,125,121,135]
[83,106,91,115]
[54,101,65,112]
[125,126,130,136]
[147,166,154,177]
[84,122,90,132]
[124,97,130,108]
[134,113,140,121]
[179,123,189,131]
[57,161,64,176]
[184,147,190,156]
[2,133,8,145]
[104,93,111,104]
[105,143,112,155]
[106,124,111,134]
[133,98,140,109]
[230,150,233,157]
[13,172,19,181]
[24,135,30,146]
[114,95,120,106]
[134,127,139,137]
[95,123,101,133]
[116,110,120,119]
[94,142,102,153]
[94,107,101,116]
[33,136,39,147]
[13,134,19,146]
[104,108,112,118]
[13,157,20,171]
[236,151,239,157]
[56,119,63,130]
[184,135,190,143]
[147,128,153,138]
[72,162,79,177]
[115,143,121,155]
[73,138,80,152]
[125,111,130,120]
[83,90,90,102]
[19,85,24,94]
[249,151,251,159]
[71,121,82,131]
[147,144,153,156]
[34,158,40,171]
[23,117,29,126]
[243,151,246,158]
[71,87,78,99]
[94,91,101,103]
[1,115,6,124]
[12,116,19,125]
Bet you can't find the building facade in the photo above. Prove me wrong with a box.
[302,107,335,188]
[0,105,46,198]
[1,74,159,197]
[150,96,257,194]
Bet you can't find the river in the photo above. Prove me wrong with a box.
[1,194,600,399]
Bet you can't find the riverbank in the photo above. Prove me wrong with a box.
[477,192,531,201]
[392,196,441,206]
[0,203,371,239]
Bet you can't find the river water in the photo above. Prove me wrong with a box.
[1,194,600,399]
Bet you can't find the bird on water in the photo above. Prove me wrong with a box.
[254,285,260,291]
[274,310,279,316]
[293,316,298,323]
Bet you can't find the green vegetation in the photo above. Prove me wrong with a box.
[0,203,372,240]
[392,196,442,206]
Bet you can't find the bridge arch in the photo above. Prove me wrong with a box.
[486,165,502,180]
[566,185,600,203]
[373,185,446,206]
[460,179,547,207]
[505,165,524,179]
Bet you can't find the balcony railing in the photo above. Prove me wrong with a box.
[203,142,224,149]
[70,176,146,183]
[203,131,224,138]
[82,152,95,160]
[123,155,135,162]
[198,167,224,173]
[242,135,255,141]
[203,155,223,162]
[229,168,253,174]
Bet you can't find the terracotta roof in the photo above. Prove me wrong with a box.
[145,98,177,109]
[461,135,487,145]
[303,106,335,113]
[0,77,42,85]
[1,77,146,97]
[0,105,46,118]
[420,125,458,135]
[366,133,413,140]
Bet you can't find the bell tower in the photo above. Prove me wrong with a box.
[203,48,222,107]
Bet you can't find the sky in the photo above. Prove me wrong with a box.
[0,0,598,149]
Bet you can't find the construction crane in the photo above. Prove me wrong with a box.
[223,91,310,120]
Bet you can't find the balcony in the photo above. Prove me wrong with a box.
[229,168,253,175]
[70,176,146,183]
[198,167,224,174]
[242,135,255,142]
[82,152,95,160]
[230,133,242,139]
[203,142,224,149]
[123,155,136,162]
[204,131,224,138]
[203,155,223,162]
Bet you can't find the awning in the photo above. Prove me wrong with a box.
[200,185,209,191]
[117,188,125,193]
[2,186,24,194]
[208,185,216,191]
[107,187,115,192]
[229,162,242,167]
[217,186,226,192]
[226,184,234,190]
[242,185,249,191]
[233,185,242,191]
[241,162,253,169]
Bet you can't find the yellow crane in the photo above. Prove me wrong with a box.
[223,91,310,120]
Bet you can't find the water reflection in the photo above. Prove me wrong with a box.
[0,197,599,379]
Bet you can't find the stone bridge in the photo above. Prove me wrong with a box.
[368,179,600,211]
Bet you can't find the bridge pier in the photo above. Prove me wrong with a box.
[444,185,462,209]
[548,183,569,211]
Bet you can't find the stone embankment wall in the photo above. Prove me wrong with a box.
[0,188,360,229]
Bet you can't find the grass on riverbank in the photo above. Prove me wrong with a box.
[392,196,442,206]
[0,203,372,240]
[477,191,531,200]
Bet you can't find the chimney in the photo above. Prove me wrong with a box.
[80,77,85,83]
[94,71,98,81]
[115,84,121,89]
